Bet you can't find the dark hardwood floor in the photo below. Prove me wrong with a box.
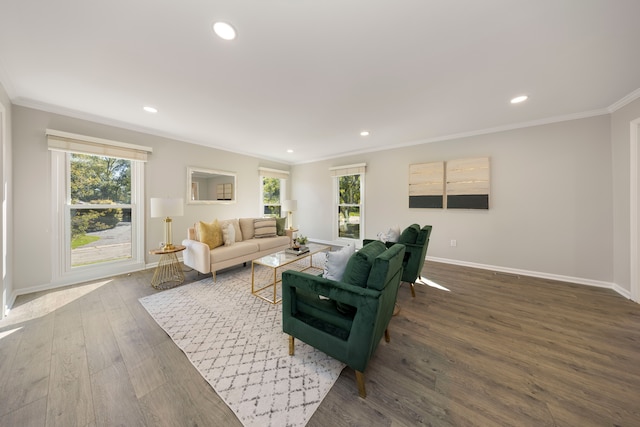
[1,261,639,426]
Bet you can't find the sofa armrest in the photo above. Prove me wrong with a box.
[182,238,211,274]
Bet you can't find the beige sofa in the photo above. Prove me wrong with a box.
[182,217,290,279]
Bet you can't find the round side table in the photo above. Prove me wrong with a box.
[149,245,186,289]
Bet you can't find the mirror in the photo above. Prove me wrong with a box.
[187,167,237,204]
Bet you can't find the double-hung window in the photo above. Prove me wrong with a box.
[48,130,151,286]
[259,167,289,218]
[331,163,366,242]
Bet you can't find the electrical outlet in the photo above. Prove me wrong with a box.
[450,239,457,247]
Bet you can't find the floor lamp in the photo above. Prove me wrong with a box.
[150,198,184,250]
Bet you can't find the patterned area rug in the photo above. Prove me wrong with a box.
[139,255,345,427]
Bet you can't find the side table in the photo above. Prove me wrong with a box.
[149,245,186,290]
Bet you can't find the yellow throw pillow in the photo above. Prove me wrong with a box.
[198,220,223,249]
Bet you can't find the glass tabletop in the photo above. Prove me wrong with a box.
[253,243,330,268]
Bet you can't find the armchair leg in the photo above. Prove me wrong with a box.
[289,336,295,356]
[355,371,366,398]
[410,282,416,298]
[384,329,390,343]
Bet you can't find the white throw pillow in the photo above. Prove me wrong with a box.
[222,222,235,246]
[322,244,355,281]
[387,225,401,242]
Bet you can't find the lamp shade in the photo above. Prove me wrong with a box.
[150,198,184,218]
[282,199,297,212]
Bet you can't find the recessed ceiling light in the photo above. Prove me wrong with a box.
[510,95,528,104]
[287,149,294,153]
[143,106,158,113]
[360,131,370,136]
[213,22,236,40]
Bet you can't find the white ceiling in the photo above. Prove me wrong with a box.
[1,0,640,164]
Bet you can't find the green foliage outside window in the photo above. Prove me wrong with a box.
[338,174,361,239]
[262,177,281,218]
[71,154,131,204]
[70,154,131,240]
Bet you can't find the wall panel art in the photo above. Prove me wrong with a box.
[408,162,444,208]
[446,157,490,209]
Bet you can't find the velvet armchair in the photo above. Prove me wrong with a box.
[364,224,432,297]
[281,241,406,398]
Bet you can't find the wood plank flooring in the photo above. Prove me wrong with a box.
[0,261,639,426]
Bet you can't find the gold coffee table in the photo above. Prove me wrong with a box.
[251,243,330,304]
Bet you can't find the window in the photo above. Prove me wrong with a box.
[70,154,132,266]
[331,164,366,241]
[258,167,289,218]
[262,177,282,217]
[48,130,150,285]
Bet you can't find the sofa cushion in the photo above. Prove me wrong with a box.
[322,244,355,281]
[197,220,223,249]
[254,218,277,238]
[256,235,290,251]
[275,217,286,236]
[210,241,259,263]
[239,218,255,240]
[398,224,420,245]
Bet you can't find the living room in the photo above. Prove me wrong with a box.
[1,1,640,426]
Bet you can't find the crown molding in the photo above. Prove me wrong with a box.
[294,108,610,165]
[12,97,293,165]
[607,87,640,113]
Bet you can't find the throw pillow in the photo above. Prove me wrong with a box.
[322,244,355,281]
[387,225,401,242]
[254,218,277,238]
[221,219,243,243]
[222,222,235,246]
[275,217,287,236]
[197,220,223,249]
[398,224,420,245]
[239,218,255,240]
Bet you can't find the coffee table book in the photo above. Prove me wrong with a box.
[285,246,309,256]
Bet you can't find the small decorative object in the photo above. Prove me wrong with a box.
[296,235,308,245]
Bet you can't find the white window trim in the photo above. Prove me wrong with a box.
[50,151,146,287]
[332,164,366,244]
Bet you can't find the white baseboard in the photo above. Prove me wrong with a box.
[426,256,632,299]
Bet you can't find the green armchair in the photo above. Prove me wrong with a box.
[364,224,432,297]
[282,241,406,398]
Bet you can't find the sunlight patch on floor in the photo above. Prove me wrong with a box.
[0,279,112,326]
[0,326,21,341]
[416,276,451,292]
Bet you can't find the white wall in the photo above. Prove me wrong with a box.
[293,115,614,285]
[0,82,13,314]
[611,97,640,295]
[11,106,289,295]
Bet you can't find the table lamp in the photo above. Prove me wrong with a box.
[150,197,184,250]
[282,199,297,230]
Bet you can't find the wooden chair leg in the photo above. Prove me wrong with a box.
[289,336,295,355]
[355,371,366,398]
[410,282,416,298]
[384,328,390,343]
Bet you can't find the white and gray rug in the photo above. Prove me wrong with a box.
[139,256,345,427]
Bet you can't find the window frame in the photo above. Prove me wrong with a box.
[260,175,286,218]
[333,168,365,244]
[50,151,146,287]
[258,167,289,218]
